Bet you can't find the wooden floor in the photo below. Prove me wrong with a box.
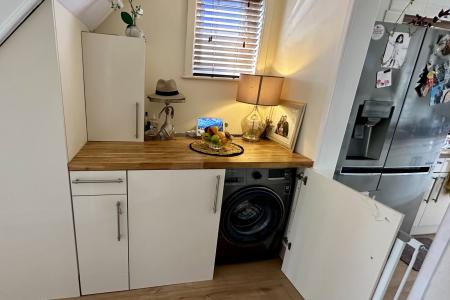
[63,259,304,300]
[383,234,435,300]
[384,260,418,300]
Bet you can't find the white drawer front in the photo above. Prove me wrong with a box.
[70,171,127,196]
[441,160,450,173]
[433,159,450,174]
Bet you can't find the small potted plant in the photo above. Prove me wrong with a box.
[110,0,144,38]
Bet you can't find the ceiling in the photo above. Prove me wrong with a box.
[0,0,113,45]
[59,0,113,30]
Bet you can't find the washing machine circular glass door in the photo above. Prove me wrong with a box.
[221,186,285,246]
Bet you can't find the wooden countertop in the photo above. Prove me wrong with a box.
[68,138,314,171]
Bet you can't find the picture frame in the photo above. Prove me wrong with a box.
[267,100,306,152]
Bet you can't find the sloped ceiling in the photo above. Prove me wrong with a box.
[0,0,113,45]
[59,0,113,30]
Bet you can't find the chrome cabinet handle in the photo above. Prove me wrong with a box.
[116,201,122,241]
[433,177,446,203]
[425,177,438,203]
[135,102,139,139]
[213,175,221,214]
[71,178,124,184]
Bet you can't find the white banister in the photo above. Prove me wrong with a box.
[0,0,42,46]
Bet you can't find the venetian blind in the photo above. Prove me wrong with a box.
[192,0,265,78]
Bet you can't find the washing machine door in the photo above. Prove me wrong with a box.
[221,186,285,246]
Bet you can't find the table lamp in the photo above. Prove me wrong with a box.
[236,74,284,142]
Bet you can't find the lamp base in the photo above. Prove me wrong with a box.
[241,105,265,142]
[242,134,261,142]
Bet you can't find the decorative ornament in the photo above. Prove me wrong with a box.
[109,0,145,38]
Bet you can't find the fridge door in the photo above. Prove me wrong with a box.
[334,169,381,192]
[371,172,434,233]
[385,29,450,168]
[335,23,426,170]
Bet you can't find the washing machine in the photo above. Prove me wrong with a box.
[215,168,295,264]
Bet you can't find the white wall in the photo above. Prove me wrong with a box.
[270,0,356,161]
[382,0,450,22]
[95,0,283,134]
[54,1,88,160]
[408,205,450,300]
[269,0,382,171]
[314,0,384,175]
[423,242,450,299]
[0,0,79,298]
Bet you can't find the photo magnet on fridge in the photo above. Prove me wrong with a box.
[382,32,410,69]
[430,82,444,105]
[376,69,392,88]
[372,24,385,41]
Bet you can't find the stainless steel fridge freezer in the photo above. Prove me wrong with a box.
[384,28,450,169]
[334,22,450,233]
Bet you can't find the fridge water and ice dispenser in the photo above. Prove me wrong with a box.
[346,100,394,160]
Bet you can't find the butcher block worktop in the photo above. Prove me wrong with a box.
[68,137,314,171]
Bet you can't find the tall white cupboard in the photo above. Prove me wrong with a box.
[0,1,79,299]
[82,32,145,142]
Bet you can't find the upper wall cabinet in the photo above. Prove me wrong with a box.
[82,32,145,142]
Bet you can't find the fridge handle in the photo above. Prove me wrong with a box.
[432,177,446,203]
[425,177,438,203]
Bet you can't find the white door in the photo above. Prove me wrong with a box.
[73,195,129,295]
[128,169,225,289]
[82,32,145,141]
[416,176,450,234]
[282,169,403,300]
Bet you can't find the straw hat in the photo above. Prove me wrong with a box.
[148,79,185,103]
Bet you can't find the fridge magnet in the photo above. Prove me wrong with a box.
[372,24,385,41]
[430,82,444,105]
[415,66,429,97]
[443,89,450,103]
[376,69,392,88]
[268,100,306,152]
[382,32,411,69]
[435,34,450,57]
[423,68,436,97]
[444,62,450,85]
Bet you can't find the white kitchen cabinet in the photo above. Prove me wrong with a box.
[412,175,450,235]
[70,171,127,196]
[282,169,403,300]
[73,195,129,295]
[128,169,225,289]
[82,32,145,142]
[0,2,80,299]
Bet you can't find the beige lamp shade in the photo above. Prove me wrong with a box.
[236,74,284,106]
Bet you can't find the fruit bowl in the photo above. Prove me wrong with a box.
[201,126,232,150]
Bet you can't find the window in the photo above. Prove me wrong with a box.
[190,0,265,79]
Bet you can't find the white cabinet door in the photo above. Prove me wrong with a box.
[82,32,145,142]
[128,169,225,289]
[282,169,403,300]
[0,2,79,299]
[73,195,129,295]
[416,177,450,234]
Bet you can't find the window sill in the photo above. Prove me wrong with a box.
[181,75,239,82]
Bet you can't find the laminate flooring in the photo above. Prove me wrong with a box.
[63,259,304,300]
